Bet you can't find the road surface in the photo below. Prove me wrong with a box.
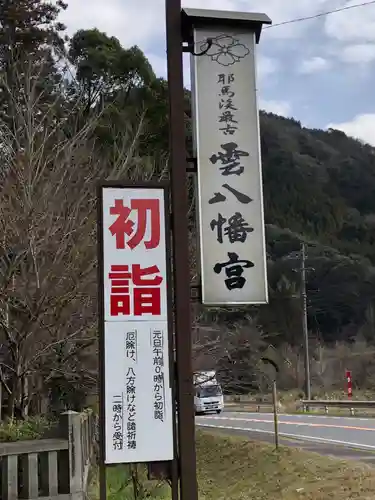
[196,411,375,462]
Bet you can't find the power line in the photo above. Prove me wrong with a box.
[265,0,375,29]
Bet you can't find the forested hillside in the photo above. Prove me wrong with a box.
[262,113,375,258]
[259,113,375,345]
[205,114,375,392]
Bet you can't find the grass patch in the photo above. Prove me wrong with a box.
[90,430,375,499]
[197,430,375,499]
[89,464,170,500]
[0,416,57,442]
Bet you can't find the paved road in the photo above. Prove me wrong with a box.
[196,411,375,462]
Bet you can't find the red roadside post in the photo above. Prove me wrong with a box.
[346,370,352,399]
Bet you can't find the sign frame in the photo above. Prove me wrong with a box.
[189,22,269,306]
[97,180,177,470]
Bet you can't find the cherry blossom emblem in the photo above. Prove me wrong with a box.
[199,34,250,67]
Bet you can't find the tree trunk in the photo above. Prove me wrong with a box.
[7,370,30,419]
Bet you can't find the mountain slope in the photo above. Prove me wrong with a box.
[261,112,375,263]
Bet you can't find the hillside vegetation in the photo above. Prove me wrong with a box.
[259,113,375,344]
[201,113,375,393]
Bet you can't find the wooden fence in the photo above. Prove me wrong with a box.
[0,410,96,500]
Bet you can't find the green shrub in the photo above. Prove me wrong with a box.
[0,416,57,442]
[89,464,170,499]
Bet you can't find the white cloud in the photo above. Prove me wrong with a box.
[60,0,241,49]
[340,44,375,63]
[183,0,239,10]
[298,56,330,74]
[257,55,279,80]
[60,0,165,48]
[61,0,342,50]
[241,0,337,39]
[324,2,375,68]
[259,99,291,117]
[327,113,375,146]
[325,0,375,42]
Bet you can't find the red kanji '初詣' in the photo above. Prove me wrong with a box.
[109,198,161,250]
[109,264,163,316]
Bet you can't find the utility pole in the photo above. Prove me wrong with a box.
[301,242,311,401]
[165,0,198,499]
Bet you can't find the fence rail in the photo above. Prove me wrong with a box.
[0,410,96,500]
[224,396,277,412]
[300,400,375,415]
[230,402,276,412]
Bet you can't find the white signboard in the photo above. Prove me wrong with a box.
[191,28,268,305]
[100,186,173,464]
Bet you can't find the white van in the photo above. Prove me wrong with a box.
[194,370,224,415]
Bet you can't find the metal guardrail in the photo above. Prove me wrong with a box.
[225,400,276,412]
[301,400,375,416]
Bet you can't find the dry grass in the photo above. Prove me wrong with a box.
[90,430,375,499]
[196,430,375,500]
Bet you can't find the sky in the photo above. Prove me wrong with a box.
[59,0,375,146]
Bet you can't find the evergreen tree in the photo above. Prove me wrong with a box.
[0,0,67,57]
[0,0,68,130]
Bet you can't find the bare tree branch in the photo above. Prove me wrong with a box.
[0,54,165,417]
